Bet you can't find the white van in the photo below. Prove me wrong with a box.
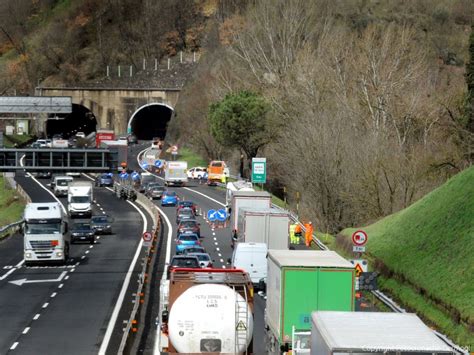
[230,242,267,287]
[51,176,74,197]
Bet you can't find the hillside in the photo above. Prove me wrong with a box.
[342,167,474,344]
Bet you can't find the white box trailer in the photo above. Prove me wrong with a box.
[236,207,289,250]
[164,161,188,186]
[310,311,455,355]
[230,191,271,241]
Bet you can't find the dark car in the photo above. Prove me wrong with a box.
[177,220,201,238]
[167,255,200,279]
[176,207,195,224]
[37,171,52,179]
[95,173,114,187]
[146,185,166,200]
[177,200,197,215]
[70,222,95,244]
[90,215,113,235]
[181,245,206,255]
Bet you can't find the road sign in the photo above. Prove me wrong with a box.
[216,209,227,222]
[119,172,129,179]
[358,272,378,291]
[353,245,366,253]
[131,171,140,181]
[143,232,153,247]
[236,320,247,331]
[140,161,148,169]
[352,230,368,246]
[251,157,266,184]
[171,145,178,152]
[207,209,217,222]
[155,159,163,168]
[350,259,368,277]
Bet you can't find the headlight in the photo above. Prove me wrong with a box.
[25,252,32,259]
[88,233,94,236]
[56,252,63,257]
[106,225,111,229]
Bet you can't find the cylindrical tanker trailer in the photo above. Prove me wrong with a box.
[157,268,254,354]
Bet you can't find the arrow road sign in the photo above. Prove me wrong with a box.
[207,209,217,222]
[155,159,163,168]
[119,172,129,179]
[131,172,140,180]
[216,209,227,222]
[9,271,67,287]
[352,230,368,246]
[140,161,148,169]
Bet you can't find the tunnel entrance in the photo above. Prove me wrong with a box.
[46,104,97,138]
[128,103,173,141]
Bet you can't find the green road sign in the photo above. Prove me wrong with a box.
[251,157,266,183]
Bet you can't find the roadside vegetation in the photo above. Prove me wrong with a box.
[0,176,25,237]
[3,134,34,148]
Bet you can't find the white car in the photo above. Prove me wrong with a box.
[76,132,86,138]
[187,167,207,179]
[35,139,48,148]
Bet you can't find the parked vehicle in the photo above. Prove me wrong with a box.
[188,252,213,268]
[265,250,355,353]
[161,190,179,206]
[146,185,165,200]
[95,173,114,187]
[187,166,207,179]
[70,222,95,244]
[166,255,200,278]
[23,202,69,266]
[177,219,200,238]
[181,245,206,255]
[68,181,93,218]
[90,215,113,235]
[230,242,267,287]
[207,160,227,185]
[175,233,201,254]
[176,200,197,215]
[235,207,290,249]
[310,311,455,355]
[51,176,73,197]
[157,269,254,353]
[176,207,195,224]
[164,161,188,186]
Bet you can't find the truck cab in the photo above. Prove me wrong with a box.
[23,202,69,266]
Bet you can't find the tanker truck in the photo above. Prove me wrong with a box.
[157,268,254,354]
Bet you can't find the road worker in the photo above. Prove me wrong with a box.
[294,223,302,244]
[289,223,298,244]
[304,221,314,247]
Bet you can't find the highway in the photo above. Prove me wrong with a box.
[0,167,154,354]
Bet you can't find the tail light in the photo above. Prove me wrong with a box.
[197,240,201,245]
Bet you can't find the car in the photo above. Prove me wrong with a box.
[44,139,52,148]
[36,171,52,179]
[144,182,162,193]
[177,219,201,238]
[188,252,213,268]
[177,200,197,215]
[175,233,201,254]
[146,185,166,200]
[176,207,195,224]
[161,190,179,206]
[35,139,48,148]
[70,222,95,244]
[181,245,206,255]
[167,255,200,278]
[90,215,113,234]
[127,134,137,144]
[76,132,86,138]
[31,142,41,148]
[95,173,114,187]
[187,166,207,179]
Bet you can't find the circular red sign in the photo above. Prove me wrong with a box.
[143,232,153,242]
[352,230,368,246]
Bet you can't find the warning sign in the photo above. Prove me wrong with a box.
[354,263,364,277]
[236,320,247,331]
[350,259,368,277]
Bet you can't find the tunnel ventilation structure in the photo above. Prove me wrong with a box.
[46,104,97,138]
[128,103,173,141]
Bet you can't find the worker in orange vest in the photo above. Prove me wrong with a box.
[304,221,314,247]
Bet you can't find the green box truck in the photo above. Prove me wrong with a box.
[265,250,355,353]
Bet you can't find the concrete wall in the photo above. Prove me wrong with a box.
[39,88,179,134]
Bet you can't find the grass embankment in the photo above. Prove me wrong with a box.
[3,134,34,148]
[0,177,25,238]
[341,167,474,347]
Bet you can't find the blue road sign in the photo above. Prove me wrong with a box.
[131,172,140,181]
[216,209,227,222]
[119,172,129,179]
[207,209,217,222]
[155,159,163,168]
[140,161,148,169]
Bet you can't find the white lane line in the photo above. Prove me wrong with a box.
[213,237,217,241]
[10,342,19,350]
[96,236,101,240]
[33,314,40,320]
[51,292,57,298]
[218,253,222,257]
[220,259,224,263]
[81,256,86,260]
[214,242,218,245]
[102,211,106,214]
[42,302,49,309]
[98,200,148,355]
[75,262,80,266]
[222,265,226,269]
[65,275,70,280]
[0,260,25,281]
[212,232,216,236]
[96,203,101,207]
[216,247,220,251]
[3,265,13,269]
[85,250,90,254]
[70,268,75,272]
[89,245,94,249]
[58,284,64,289]
[22,327,30,334]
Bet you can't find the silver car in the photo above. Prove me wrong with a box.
[188,252,213,268]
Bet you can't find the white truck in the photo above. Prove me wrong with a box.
[230,191,272,245]
[236,207,290,249]
[164,161,188,186]
[51,175,73,197]
[68,181,93,218]
[225,180,254,209]
[23,202,69,266]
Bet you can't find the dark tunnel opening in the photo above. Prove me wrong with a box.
[130,104,173,141]
[46,104,97,139]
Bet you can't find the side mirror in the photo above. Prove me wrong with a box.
[162,310,169,323]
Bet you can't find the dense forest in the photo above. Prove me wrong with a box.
[1,0,473,233]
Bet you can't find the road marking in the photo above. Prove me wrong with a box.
[65,275,70,280]
[51,292,57,298]
[10,342,19,350]
[220,259,224,263]
[213,237,217,241]
[58,284,64,289]
[81,256,86,260]
[212,232,216,236]
[42,302,49,309]
[96,203,101,207]
[9,271,68,286]
[218,253,222,257]
[70,268,75,273]
[33,314,40,320]
[216,247,220,251]
[22,327,30,334]
[85,250,90,254]
[98,200,148,355]
[75,262,80,266]
[0,260,25,281]
[3,265,13,269]
[222,265,226,269]
[214,242,218,245]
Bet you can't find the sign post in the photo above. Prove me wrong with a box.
[251,157,266,184]
[352,230,368,253]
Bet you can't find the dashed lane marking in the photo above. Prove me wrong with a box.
[85,250,90,254]
[42,303,49,309]
[58,284,64,289]
[10,342,19,350]
[33,314,40,320]
[220,259,224,263]
[22,327,30,335]
[51,292,57,298]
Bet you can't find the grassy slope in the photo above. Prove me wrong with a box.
[343,167,474,339]
[0,177,25,230]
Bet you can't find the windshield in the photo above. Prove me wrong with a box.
[178,235,198,241]
[165,191,177,197]
[73,224,91,230]
[193,254,210,261]
[57,180,70,186]
[91,216,108,223]
[171,258,199,267]
[180,221,197,228]
[26,223,61,234]
[71,196,90,203]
